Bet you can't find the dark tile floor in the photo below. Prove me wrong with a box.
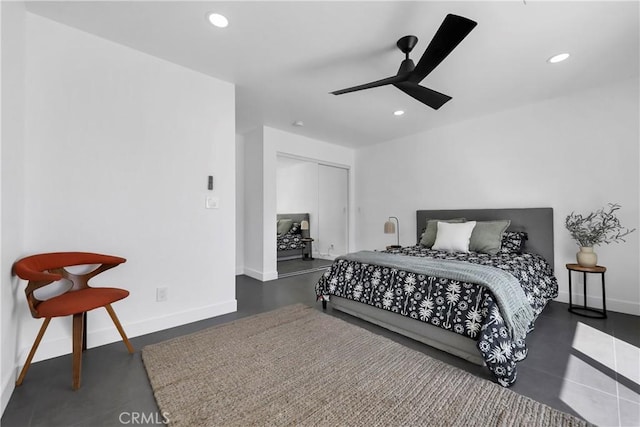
[2,272,638,426]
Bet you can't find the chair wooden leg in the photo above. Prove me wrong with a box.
[16,318,51,386]
[72,313,84,390]
[82,311,87,351]
[104,304,134,354]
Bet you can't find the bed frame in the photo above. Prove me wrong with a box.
[416,208,554,270]
[277,213,310,261]
[328,207,554,366]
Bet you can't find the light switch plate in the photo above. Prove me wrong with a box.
[156,287,168,302]
[205,196,219,209]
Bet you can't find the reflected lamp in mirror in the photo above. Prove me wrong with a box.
[300,220,309,238]
[384,216,401,248]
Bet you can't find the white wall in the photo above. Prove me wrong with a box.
[241,126,355,280]
[236,134,245,275]
[0,1,27,414]
[355,78,639,315]
[17,13,237,368]
[242,127,267,279]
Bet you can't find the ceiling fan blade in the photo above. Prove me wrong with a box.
[409,14,477,83]
[394,82,452,110]
[331,74,408,95]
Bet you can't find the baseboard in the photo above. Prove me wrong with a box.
[243,267,278,282]
[15,299,238,367]
[1,371,15,417]
[555,291,640,316]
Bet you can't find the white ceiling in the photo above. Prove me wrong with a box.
[25,1,639,148]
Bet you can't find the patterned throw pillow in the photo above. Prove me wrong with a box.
[290,223,301,235]
[500,231,528,254]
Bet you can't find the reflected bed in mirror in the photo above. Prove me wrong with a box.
[277,213,332,277]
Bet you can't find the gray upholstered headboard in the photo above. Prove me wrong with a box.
[277,213,309,225]
[416,208,554,270]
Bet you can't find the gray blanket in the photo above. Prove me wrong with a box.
[336,251,534,341]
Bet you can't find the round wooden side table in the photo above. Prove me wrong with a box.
[566,263,607,319]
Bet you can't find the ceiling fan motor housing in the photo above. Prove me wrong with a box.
[396,35,418,55]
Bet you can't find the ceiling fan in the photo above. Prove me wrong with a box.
[330,14,477,110]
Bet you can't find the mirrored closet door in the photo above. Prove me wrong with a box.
[276,155,349,277]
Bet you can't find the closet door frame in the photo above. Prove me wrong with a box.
[276,152,350,258]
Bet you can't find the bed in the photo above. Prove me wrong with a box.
[315,208,557,387]
[277,213,309,260]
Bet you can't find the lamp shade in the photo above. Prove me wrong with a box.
[384,216,400,247]
[300,220,309,230]
[384,221,396,234]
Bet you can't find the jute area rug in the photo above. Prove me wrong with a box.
[142,304,591,427]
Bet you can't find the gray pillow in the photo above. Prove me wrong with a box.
[419,218,466,247]
[469,220,511,255]
[277,219,293,236]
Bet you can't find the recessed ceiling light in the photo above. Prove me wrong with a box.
[292,120,304,127]
[207,13,229,28]
[393,110,405,116]
[547,53,570,64]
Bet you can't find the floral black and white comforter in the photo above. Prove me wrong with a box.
[277,232,305,251]
[315,246,558,386]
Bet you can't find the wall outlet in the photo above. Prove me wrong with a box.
[156,287,168,302]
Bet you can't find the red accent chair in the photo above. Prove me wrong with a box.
[13,252,134,390]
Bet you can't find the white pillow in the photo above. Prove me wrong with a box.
[432,221,477,253]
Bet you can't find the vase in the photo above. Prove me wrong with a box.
[576,246,597,267]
